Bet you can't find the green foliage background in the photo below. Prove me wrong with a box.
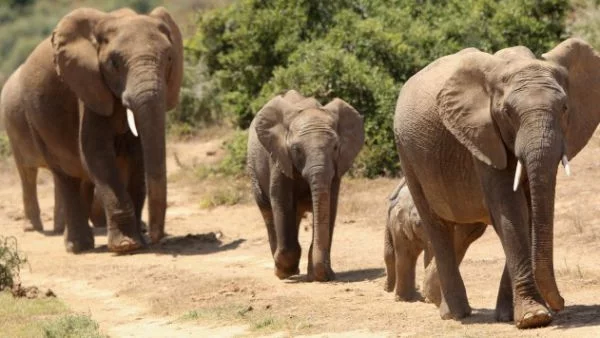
[184,0,569,177]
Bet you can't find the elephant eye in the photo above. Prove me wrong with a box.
[110,55,119,70]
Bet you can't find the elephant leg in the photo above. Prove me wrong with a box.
[270,172,300,279]
[80,111,143,253]
[54,171,94,253]
[260,207,277,256]
[15,161,43,232]
[384,226,396,292]
[393,240,422,302]
[424,223,487,307]
[399,159,470,319]
[495,263,514,322]
[89,192,107,228]
[476,162,550,329]
[123,137,146,238]
[52,175,66,234]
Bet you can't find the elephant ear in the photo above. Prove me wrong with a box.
[437,53,507,170]
[542,38,600,159]
[150,7,184,111]
[255,96,298,178]
[51,8,114,116]
[324,98,365,176]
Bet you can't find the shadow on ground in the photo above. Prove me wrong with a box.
[84,232,246,256]
[286,267,385,284]
[553,304,600,329]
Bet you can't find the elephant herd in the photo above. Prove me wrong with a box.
[1,6,600,331]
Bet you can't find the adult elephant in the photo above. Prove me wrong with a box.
[3,7,183,253]
[247,90,364,282]
[393,38,600,329]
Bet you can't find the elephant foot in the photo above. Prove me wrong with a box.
[64,227,94,254]
[149,228,164,244]
[107,228,144,253]
[53,221,65,235]
[439,296,471,320]
[274,266,300,279]
[495,305,514,322]
[395,290,421,302]
[23,219,43,232]
[307,262,336,282]
[514,299,552,329]
[273,247,301,279]
[384,279,394,292]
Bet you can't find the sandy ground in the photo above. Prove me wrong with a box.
[0,130,599,337]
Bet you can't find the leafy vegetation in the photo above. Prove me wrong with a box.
[184,0,569,177]
[0,134,11,158]
[0,236,27,291]
[42,314,106,338]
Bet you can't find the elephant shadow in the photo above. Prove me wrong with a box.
[459,304,600,328]
[286,267,385,284]
[553,304,600,329]
[88,232,246,256]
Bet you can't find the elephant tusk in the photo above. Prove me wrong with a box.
[513,160,523,192]
[561,155,571,176]
[126,109,139,137]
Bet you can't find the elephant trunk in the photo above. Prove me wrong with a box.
[125,64,168,243]
[309,166,333,282]
[521,116,564,312]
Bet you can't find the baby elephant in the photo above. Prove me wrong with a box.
[384,178,486,303]
[247,90,364,282]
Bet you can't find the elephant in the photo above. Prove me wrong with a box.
[383,177,486,303]
[0,7,183,253]
[1,74,105,233]
[393,38,600,329]
[247,90,364,282]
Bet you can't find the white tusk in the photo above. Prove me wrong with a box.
[126,109,139,137]
[561,155,571,177]
[513,160,523,192]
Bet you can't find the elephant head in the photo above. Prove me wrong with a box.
[51,7,183,242]
[254,91,364,281]
[437,39,600,311]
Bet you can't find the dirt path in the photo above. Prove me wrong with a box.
[1,133,600,337]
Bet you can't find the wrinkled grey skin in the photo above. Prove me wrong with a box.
[383,177,486,303]
[1,72,105,232]
[247,90,364,282]
[1,7,183,253]
[393,39,600,329]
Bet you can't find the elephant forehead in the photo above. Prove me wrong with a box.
[289,109,337,131]
[100,16,168,44]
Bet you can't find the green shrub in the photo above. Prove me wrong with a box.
[0,236,27,291]
[0,133,11,158]
[42,314,105,338]
[186,0,569,177]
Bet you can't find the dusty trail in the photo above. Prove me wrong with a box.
[1,132,599,337]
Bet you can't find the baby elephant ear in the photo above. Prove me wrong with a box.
[324,98,365,176]
[254,96,297,178]
[437,52,507,170]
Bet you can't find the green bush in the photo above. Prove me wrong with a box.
[0,133,11,158]
[43,314,105,338]
[0,236,27,291]
[186,0,569,177]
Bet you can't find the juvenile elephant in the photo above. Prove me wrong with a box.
[383,177,486,303]
[247,90,364,282]
[394,38,600,328]
[0,7,183,253]
[1,76,105,232]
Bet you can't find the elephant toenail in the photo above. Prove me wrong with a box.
[523,312,534,320]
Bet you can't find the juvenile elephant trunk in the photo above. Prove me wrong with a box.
[126,68,168,243]
[309,171,333,282]
[522,120,564,312]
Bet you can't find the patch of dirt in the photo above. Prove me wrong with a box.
[0,130,599,336]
